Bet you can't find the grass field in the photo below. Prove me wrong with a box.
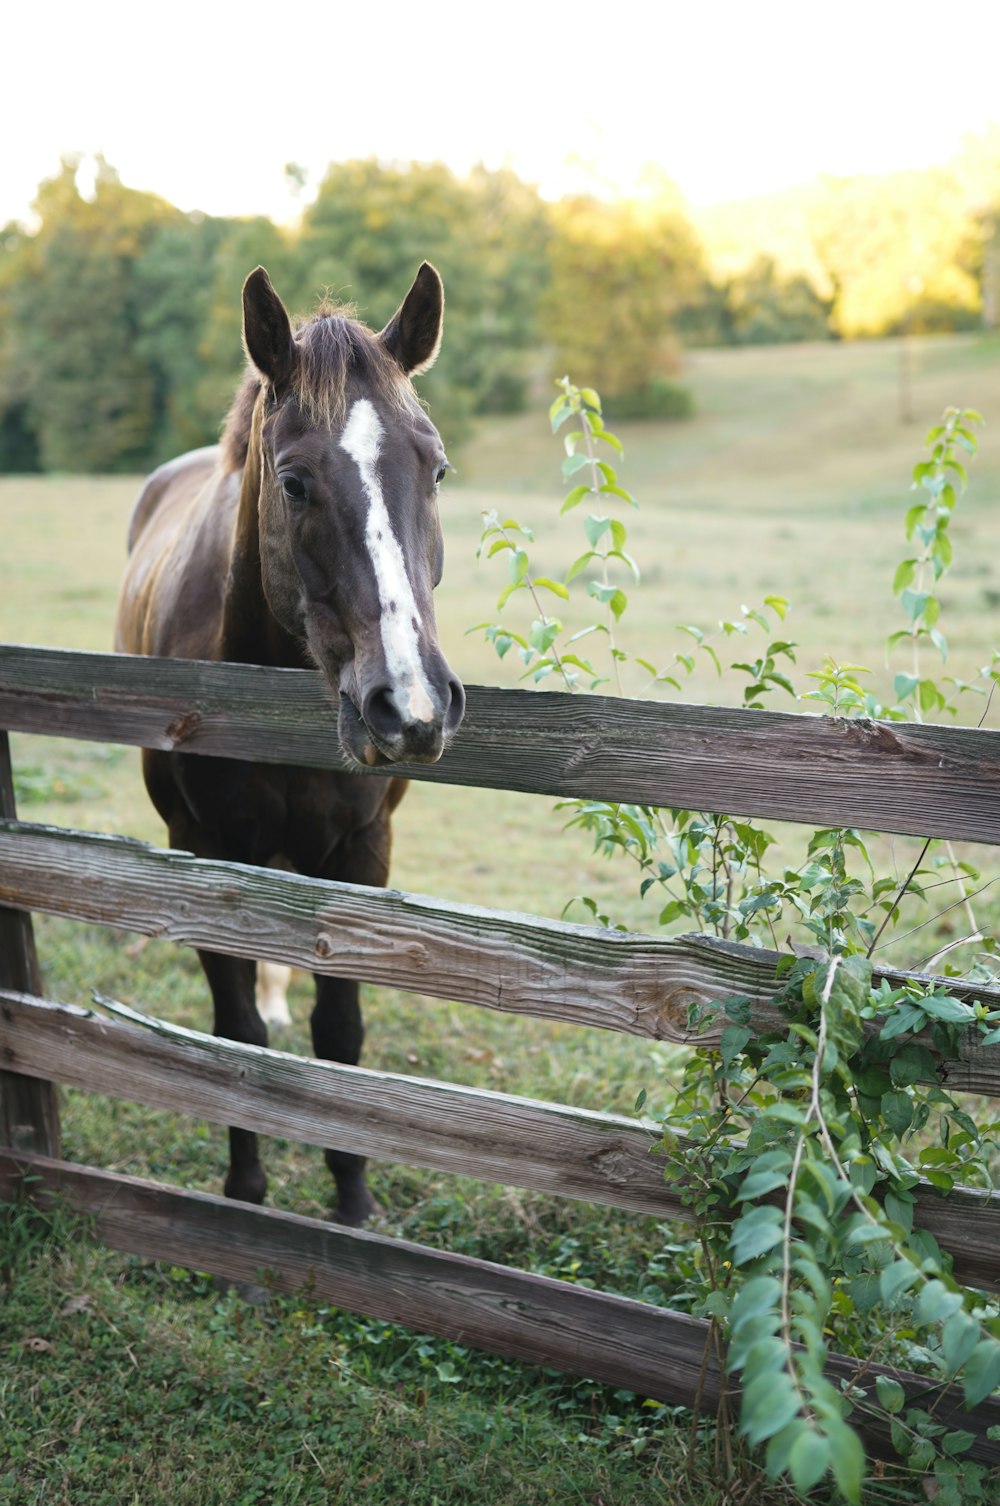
[3,332,1000,1504]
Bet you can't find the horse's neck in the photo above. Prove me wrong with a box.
[220,449,302,670]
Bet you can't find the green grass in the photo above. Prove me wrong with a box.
[4,332,1000,1503]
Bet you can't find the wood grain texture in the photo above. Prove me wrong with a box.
[0,991,670,1218]
[2,819,999,1096]
[3,989,997,1288]
[0,734,59,1157]
[2,1151,997,1463]
[5,643,1000,842]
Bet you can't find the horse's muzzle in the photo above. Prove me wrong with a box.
[339,677,465,768]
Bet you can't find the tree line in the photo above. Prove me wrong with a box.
[0,148,997,473]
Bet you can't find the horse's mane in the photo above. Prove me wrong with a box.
[220,305,416,472]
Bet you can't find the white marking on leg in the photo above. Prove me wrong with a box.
[339,398,436,723]
[256,961,292,1028]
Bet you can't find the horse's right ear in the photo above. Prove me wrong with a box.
[242,267,297,394]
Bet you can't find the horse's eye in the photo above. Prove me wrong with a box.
[280,474,308,502]
[435,462,449,487]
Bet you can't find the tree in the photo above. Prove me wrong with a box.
[0,158,179,472]
[809,170,980,339]
[724,256,831,345]
[540,187,706,404]
[299,159,550,439]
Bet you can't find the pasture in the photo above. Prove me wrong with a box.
[3,331,1000,1504]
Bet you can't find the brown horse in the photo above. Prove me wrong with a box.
[115,264,465,1223]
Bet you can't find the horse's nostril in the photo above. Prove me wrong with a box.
[362,687,402,741]
[445,677,466,734]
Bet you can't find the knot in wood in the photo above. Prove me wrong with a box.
[314,933,334,960]
[656,989,709,1042]
[165,710,202,747]
[589,1144,634,1186]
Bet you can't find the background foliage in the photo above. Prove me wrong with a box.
[3,133,1000,472]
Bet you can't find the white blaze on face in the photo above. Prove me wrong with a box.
[339,398,437,724]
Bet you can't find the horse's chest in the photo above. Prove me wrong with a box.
[169,753,396,878]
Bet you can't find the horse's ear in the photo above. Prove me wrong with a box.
[379,262,444,376]
[242,267,297,394]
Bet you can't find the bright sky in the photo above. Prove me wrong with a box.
[5,1,999,226]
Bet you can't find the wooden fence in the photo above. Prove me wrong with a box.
[2,641,1000,1463]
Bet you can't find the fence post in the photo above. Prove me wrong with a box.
[0,730,60,1157]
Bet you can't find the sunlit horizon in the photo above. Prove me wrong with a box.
[6,1,1000,232]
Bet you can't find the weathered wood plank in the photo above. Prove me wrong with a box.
[0,991,669,1218]
[5,643,1000,842]
[0,734,59,1157]
[0,1148,719,1407]
[2,819,999,1095]
[3,989,997,1288]
[2,1152,997,1463]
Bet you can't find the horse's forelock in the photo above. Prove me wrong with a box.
[220,310,416,471]
[294,313,415,429]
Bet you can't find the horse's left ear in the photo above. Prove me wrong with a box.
[379,262,444,376]
[242,267,297,394]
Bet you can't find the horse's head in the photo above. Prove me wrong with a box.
[241,264,465,768]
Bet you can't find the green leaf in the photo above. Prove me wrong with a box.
[593,427,623,455]
[917,1279,964,1326]
[730,1206,784,1264]
[893,672,920,703]
[893,559,917,594]
[581,513,609,549]
[905,502,926,539]
[889,1044,937,1087]
[533,576,570,600]
[562,453,589,482]
[738,1151,793,1201]
[548,395,572,430]
[720,1023,752,1070]
[880,1090,914,1137]
[875,1375,906,1414]
[901,588,931,623]
[560,484,592,513]
[879,1002,927,1041]
[918,993,975,1025]
[788,1430,831,1493]
[740,1372,802,1444]
[828,1420,865,1503]
[880,1259,919,1306]
[942,1310,981,1376]
[599,482,638,507]
[963,1340,1000,1407]
[565,550,597,583]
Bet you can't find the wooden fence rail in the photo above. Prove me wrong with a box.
[3,1149,1000,1466]
[5,643,1000,842]
[4,989,999,1292]
[3,818,1000,1094]
[2,644,1000,1464]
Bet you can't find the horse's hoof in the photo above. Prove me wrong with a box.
[331,1193,383,1228]
[210,1274,273,1307]
[224,1168,268,1205]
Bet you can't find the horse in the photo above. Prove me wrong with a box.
[115,263,465,1224]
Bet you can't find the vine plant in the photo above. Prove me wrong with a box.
[473,388,1000,1502]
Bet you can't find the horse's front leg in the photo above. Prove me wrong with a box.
[311,814,394,1225]
[197,948,269,1205]
[311,974,379,1226]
